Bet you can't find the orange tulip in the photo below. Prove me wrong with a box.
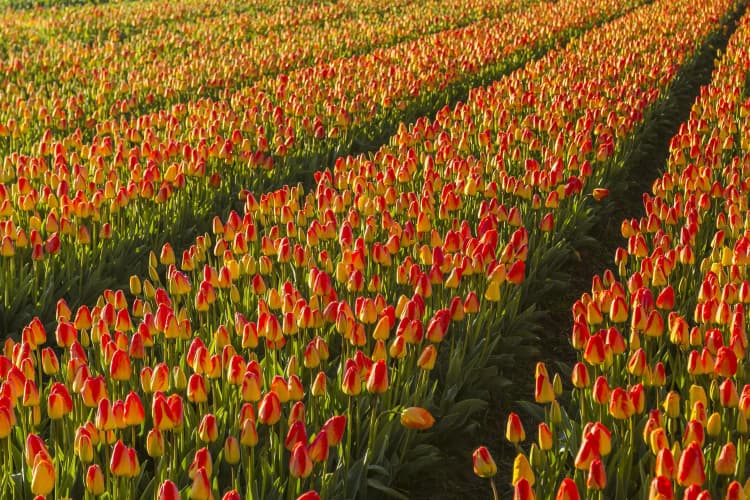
[648,476,674,500]
[514,477,536,500]
[506,412,525,443]
[324,415,346,446]
[555,478,580,500]
[366,359,389,394]
[587,458,606,490]
[400,407,435,430]
[258,391,282,425]
[31,456,55,496]
[157,480,181,500]
[677,442,705,487]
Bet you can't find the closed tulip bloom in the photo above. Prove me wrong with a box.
[258,391,282,425]
[110,349,132,381]
[514,477,536,500]
[720,378,740,408]
[663,391,680,418]
[535,373,555,403]
[472,446,497,478]
[609,387,635,419]
[224,436,240,465]
[592,376,611,405]
[189,447,213,479]
[655,448,675,479]
[31,457,55,496]
[158,480,181,500]
[308,430,329,463]
[110,440,132,477]
[124,391,145,426]
[584,334,606,365]
[585,422,611,456]
[574,436,598,471]
[0,404,14,439]
[285,420,307,451]
[47,382,73,419]
[506,412,526,443]
[706,412,721,437]
[85,464,105,496]
[311,371,327,397]
[648,476,674,500]
[715,346,738,377]
[41,348,59,375]
[512,453,535,487]
[189,466,211,500]
[571,362,590,388]
[538,423,553,450]
[417,344,437,370]
[677,442,705,487]
[366,360,389,394]
[146,428,164,458]
[555,478,580,500]
[400,407,435,430]
[725,481,744,500]
[650,427,670,455]
[341,364,362,396]
[587,458,606,490]
[682,420,705,447]
[290,442,313,479]
[198,413,219,443]
[187,374,208,404]
[240,418,258,447]
[714,442,737,475]
[324,415,346,446]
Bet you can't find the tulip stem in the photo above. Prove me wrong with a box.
[489,478,499,500]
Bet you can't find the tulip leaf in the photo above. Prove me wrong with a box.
[367,478,410,500]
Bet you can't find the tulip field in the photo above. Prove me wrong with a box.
[2,0,750,499]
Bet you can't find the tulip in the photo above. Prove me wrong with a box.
[146,428,164,458]
[677,442,705,487]
[535,373,555,403]
[198,413,219,443]
[555,478,580,500]
[189,466,211,500]
[648,476,674,500]
[324,415,346,446]
[308,430,329,463]
[366,359,389,394]
[506,412,526,443]
[512,453,535,486]
[655,448,675,479]
[472,446,497,478]
[110,440,132,477]
[158,480,181,500]
[240,418,259,447]
[514,477,535,500]
[110,349,132,381]
[258,391,282,425]
[187,374,208,404]
[86,464,105,496]
[538,423,553,450]
[289,442,313,478]
[714,442,737,475]
[587,458,606,490]
[224,436,240,465]
[400,407,435,430]
[31,457,55,496]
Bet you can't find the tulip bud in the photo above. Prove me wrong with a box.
[677,442,705,487]
[472,446,497,478]
[506,412,525,443]
[86,464,105,496]
[555,477,580,500]
[512,453,535,487]
[400,407,435,430]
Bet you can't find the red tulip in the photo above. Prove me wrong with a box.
[289,442,313,478]
[401,407,435,430]
[258,391,282,425]
[555,478,580,500]
[472,446,497,478]
[506,412,525,443]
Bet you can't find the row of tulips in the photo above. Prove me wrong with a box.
[477,3,750,499]
[0,0,529,154]
[2,0,742,498]
[0,0,642,332]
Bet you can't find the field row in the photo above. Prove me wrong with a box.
[487,3,750,500]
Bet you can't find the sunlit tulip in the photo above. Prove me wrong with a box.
[506,412,525,443]
[31,457,55,496]
[400,407,434,430]
[677,442,705,487]
[512,453,535,487]
[555,478,580,500]
[472,446,497,478]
